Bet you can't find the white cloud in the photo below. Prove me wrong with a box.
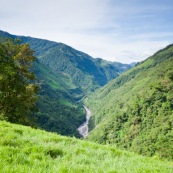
[128,32,173,40]
[0,0,173,63]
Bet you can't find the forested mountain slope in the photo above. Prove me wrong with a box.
[85,44,173,160]
[33,60,85,136]
[0,30,133,137]
[0,120,172,173]
[0,30,133,95]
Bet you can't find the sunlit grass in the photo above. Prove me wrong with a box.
[0,121,173,173]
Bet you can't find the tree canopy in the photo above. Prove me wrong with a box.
[0,40,38,125]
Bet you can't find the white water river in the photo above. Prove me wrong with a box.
[77,105,91,138]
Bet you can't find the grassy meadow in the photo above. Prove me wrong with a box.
[0,120,173,173]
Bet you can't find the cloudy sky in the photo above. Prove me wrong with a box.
[1,0,173,63]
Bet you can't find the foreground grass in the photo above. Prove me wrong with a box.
[0,121,173,173]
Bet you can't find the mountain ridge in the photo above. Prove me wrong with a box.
[0,30,134,94]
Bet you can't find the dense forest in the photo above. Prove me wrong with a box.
[85,44,173,160]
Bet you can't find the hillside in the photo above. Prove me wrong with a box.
[0,30,133,95]
[0,30,133,137]
[0,120,173,173]
[85,44,173,160]
[32,60,85,136]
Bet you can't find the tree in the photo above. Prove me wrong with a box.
[0,39,38,125]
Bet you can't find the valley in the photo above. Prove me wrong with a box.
[1,0,173,172]
[0,30,133,137]
[0,30,173,173]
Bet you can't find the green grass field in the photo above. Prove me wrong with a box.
[0,121,173,173]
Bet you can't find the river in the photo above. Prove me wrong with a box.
[77,105,91,138]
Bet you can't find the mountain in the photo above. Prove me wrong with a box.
[25,39,134,94]
[0,30,133,95]
[85,44,173,160]
[0,30,133,137]
[0,120,172,173]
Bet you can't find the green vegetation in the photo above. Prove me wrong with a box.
[0,120,173,173]
[35,81,85,137]
[85,44,173,160]
[0,30,133,137]
[29,41,133,94]
[0,40,38,125]
[0,37,85,137]
[1,30,172,169]
[0,30,133,95]
[33,60,85,137]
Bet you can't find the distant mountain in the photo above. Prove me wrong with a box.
[85,44,173,160]
[0,30,133,95]
[0,30,133,136]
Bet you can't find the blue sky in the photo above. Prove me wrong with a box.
[0,0,173,63]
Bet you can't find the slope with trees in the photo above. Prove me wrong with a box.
[0,30,134,95]
[0,38,85,137]
[0,30,134,137]
[85,44,173,160]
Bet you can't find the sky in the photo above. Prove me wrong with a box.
[0,0,173,63]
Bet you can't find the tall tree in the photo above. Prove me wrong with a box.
[0,40,38,125]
